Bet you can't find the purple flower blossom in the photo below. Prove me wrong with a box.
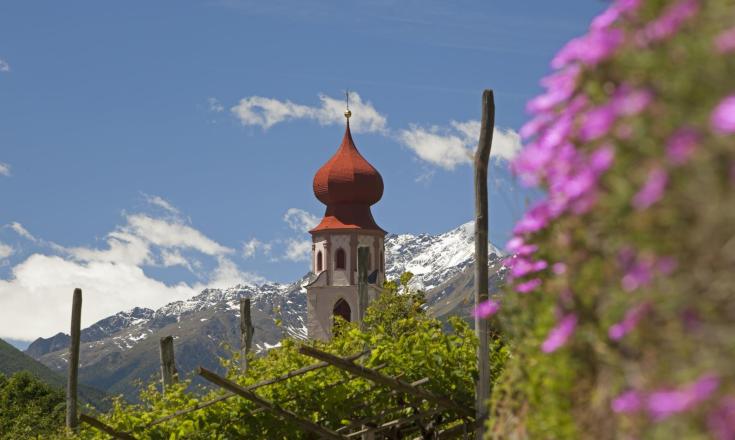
[711,95,735,135]
[579,103,617,141]
[656,256,678,275]
[589,144,616,174]
[473,299,501,319]
[622,260,653,292]
[552,28,624,69]
[666,128,700,165]
[613,86,653,116]
[637,0,699,45]
[714,27,735,54]
[510,258,548,279]
[632,167,668,210]
[527,66,581,115]
[708,397,735,440]
[608,302,651,341]
[520,114,552,139]
[513,202,553,234]
[612,390,644,413]
[647,375,719,421]
[541,314,577,353]
[552,262,567,275]
[592,0,641,31]
[516,278,542,293]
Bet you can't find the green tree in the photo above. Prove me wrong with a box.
[0,371,66,439]
[74,275,507,439]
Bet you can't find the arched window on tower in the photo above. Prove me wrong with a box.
[333,298,351,322]
[316,251,323,272]
[335,248,346,270]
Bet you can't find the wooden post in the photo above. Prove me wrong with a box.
[357,247,369,326]
[159,336,178,390]
[197,367,347,440]
[473,89,495,439]
[240,297,254,374]
[79,414,136,440]
[66,288,82,431]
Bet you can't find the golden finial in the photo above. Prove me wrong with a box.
[344,89,352,120]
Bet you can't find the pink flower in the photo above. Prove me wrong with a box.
[612,390,644,413]
[541,314,577,353]
[510,258,548,279]
[656,256,678,275]
[579,103,617,141]
[647,375,719,421]
[637,0,699,45]
[711,95,735,135]
[513,202,554,235]
[666,128,700,165]
[622,260,653,292]
[612,86,653,116]
[552,262,567,275]
[515,278,542,293]
[520,114,552,139]
[473,299,501,318]
[708,397,735,440]
[714,27,735,53]
[608,302,651,341]
[589,144,616,174]
[552,28,624,69]
[632,167,668,210]
[527,66,581,115]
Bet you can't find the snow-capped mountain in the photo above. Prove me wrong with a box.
[26,221,506,400]
[385,221,502,291]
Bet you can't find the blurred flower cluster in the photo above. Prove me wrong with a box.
[483,0,735,438]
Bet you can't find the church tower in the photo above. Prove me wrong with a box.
[305,107,386,340]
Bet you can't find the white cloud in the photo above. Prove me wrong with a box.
[231,92,387,134]
[0,59,9,73]
[208,97,224,113]
[0,242,13,259]
[142,193,180,216]
[398,120,522,170]
[0,203,265,341]
[283,208,320,233]
[208,256,264,288]
[242,238,272,259]
[126,214,232,256]
[0,254,201,341]
[0,162,10,176]
[283,239,312,262]
[8,222,36,241]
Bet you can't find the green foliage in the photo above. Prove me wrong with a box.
[0,371,66,439]
[489,1,735,438]
[73,275,507,439]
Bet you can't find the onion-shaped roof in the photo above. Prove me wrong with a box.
[313,123,384,206]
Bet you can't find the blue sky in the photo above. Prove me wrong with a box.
[0,1,605,342]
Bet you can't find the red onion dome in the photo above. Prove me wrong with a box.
[313,123,384,206]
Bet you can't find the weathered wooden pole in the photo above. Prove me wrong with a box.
[159,336,178,390]
[357,247,369,327]
[66,288,82,431]
[474,89,495,438]
[240,297,254,374]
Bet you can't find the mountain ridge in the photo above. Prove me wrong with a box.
[26,221,506,400]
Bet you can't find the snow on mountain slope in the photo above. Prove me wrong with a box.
[385,221,502,291]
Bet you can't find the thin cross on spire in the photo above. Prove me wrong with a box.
[343,89,352,120]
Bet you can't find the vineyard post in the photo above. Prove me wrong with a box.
[474,89,495,439]
[240,297,254,374]
[159,336,178,391]
[66,288,82,431]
